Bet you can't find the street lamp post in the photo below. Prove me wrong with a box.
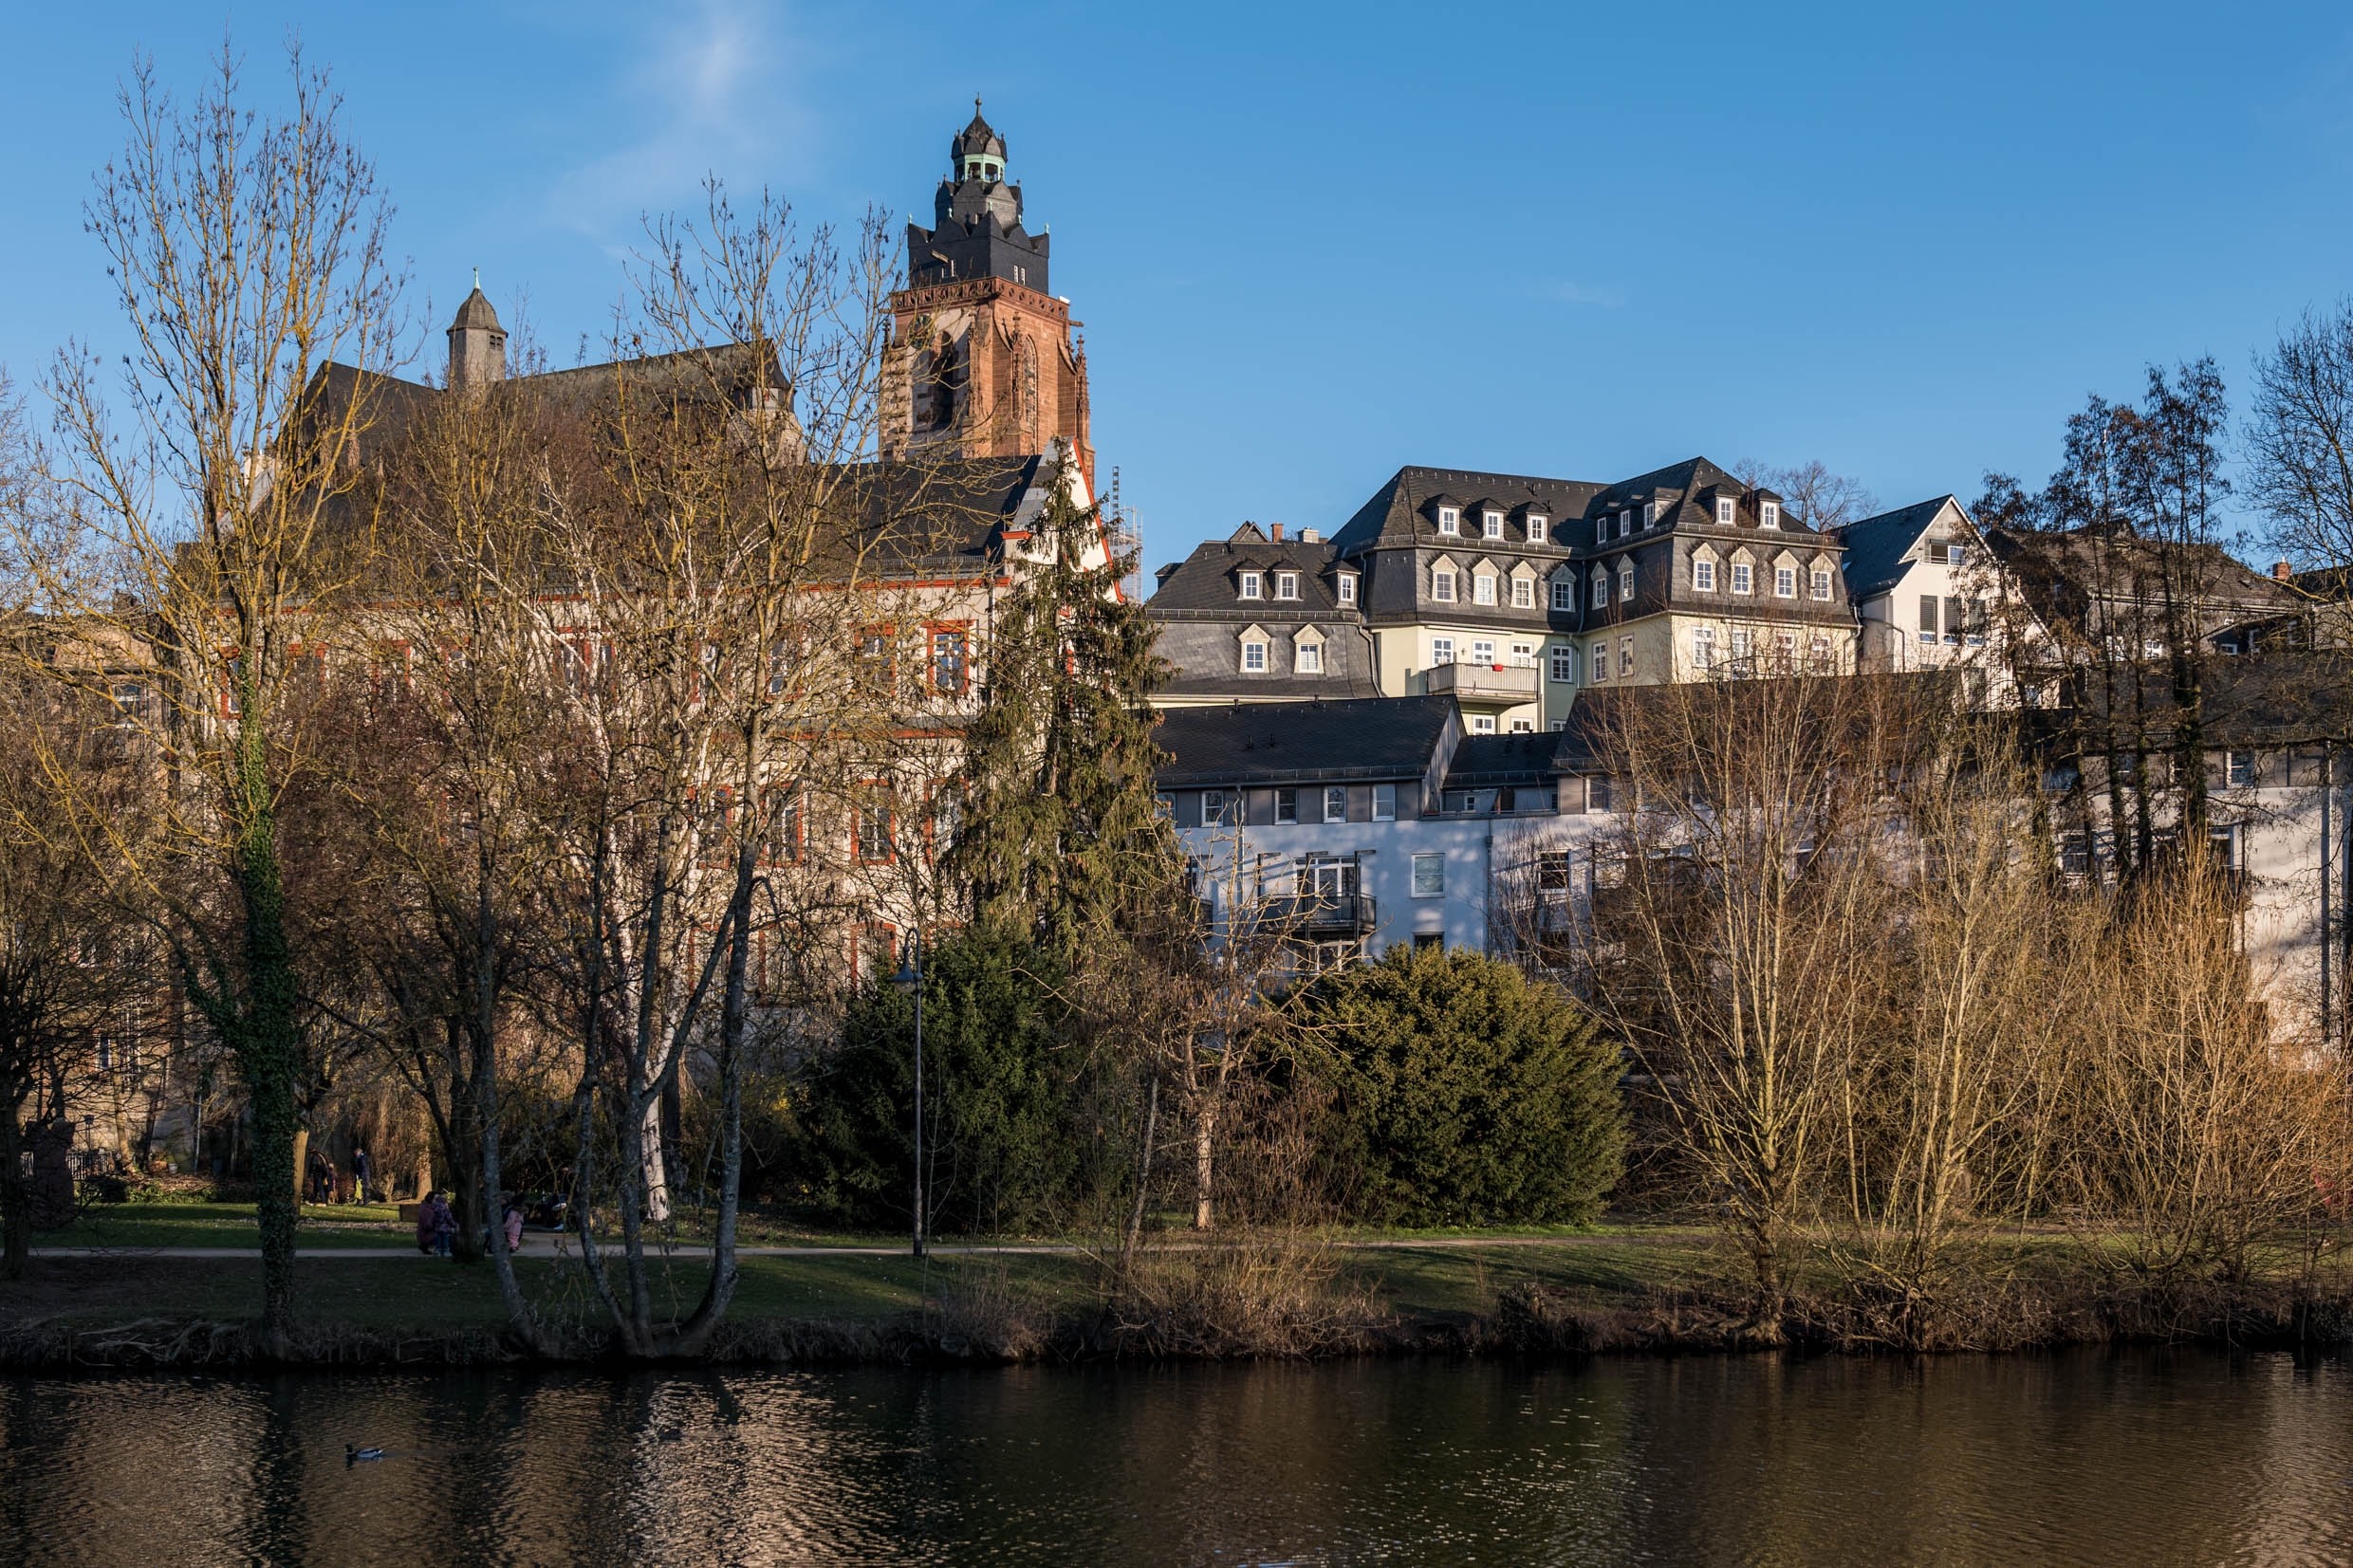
[891,932,926,1258]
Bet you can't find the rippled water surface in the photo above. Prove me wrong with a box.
[5,1349,2351,1564]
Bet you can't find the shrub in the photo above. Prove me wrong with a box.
[1301,947,1626,1226]
[785,927,1085,1234]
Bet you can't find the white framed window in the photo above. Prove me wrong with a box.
[1510,720,1533,733]
[1945,543,1966,565]
[1511,577,1533,608]
[1918,595,1939,644]
[1203,788,1232,823]
[1528,515,1547,544]
[1761,501,1780,529]
[1618,636,1634,677]
[1551,575,1575,611]
[1273,571,1299,600]
[1437,506,1460,535]
[1694,558,1716,592]
[1732,562,1753,595]
[1471,638,1495,665]
[1274,787,1298,824]
[1549,644,1578,683]
[1716,498,1736,525]
[1483,510,1505,540]
[2227,749,2255,786]
[1241,639,1268,673]
[1296,639,1324,673]
[1412,853,1445,898]
[1644,501,1659,526]
[1432,568,1456,602]
[1510,639,1535,666]
[1473,573,1497,605]
[1324,784,1348,823]
[1693,626,1716,668]
[1618,562,1635,602]
[1731,627,1752,662]
[1336,574,1357,605]
[1774,566,1796,598]
[1372,783,1398,821]
[1591,573,1610,609]
[1597,514,1614,544]
[1810,568,1831,600]
[1592,641,1610,680]
[1621,509,1636,535]
[1431,636,1455,665]
[1238,571,1262,600]
[1470,714,1497,734]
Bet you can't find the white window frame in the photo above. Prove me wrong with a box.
[1591,641,1610,681]
[1238,571,1262,600]
[1618,562,1634,602]
[1619,635,1634,677]
[1432,568,1456,603]
[1372,783,1398,821]
[1412,852,1445,898]
[1549,644,1578,683]
[1774,566,1796,599]
[1469,714,1497,734]
[1591,574,1610,609]
[1644,501,1659,526]
[1510,639,1536,666]
[1511,576,1534,609]
[1716,498,1736,525]
[1760,501,1780,529]
[1551,575,1576,611]
[1473,573,1497,606]
[1528,515,1547,544]
[1732,562,1753,595]
[1241,639,1268,673]
[1324,784,1348,823]
[1470,638,1496,665]
[1694,558,1716,592]
[1693,626,1716,668]
[1295,638,1324,674]
[1810,568,1832,600]
[1273,570,1299,600]
[1437,506,1460,536]
[1483,510,1505,540]
[1336,574,1357,605]
[1273,786,1298,824]
[1431,636,1455,665]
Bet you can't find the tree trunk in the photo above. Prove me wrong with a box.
[290,1126,309,1205]
[232,778,305,1349]
[1,1095,28,1282]
[1193,1103,1216,1231]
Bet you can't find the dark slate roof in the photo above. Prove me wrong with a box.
[1328,467,1605,554]
[1153,621,1383,701]
[1154,694,1456,787]
[1146,525,1361,617]
[450,286,502,332]
[1444,730,1565,788]
[1838,496,1962,601]
[954,104,1005,159]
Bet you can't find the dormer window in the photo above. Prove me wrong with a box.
[1241,636,1269,673]
[1551,573,1576,611]
[1437,507,1460,535]
[1810,568,1832,600]
[1760,501,1781,529]
[1693,558,1716,592]
[1483,510,1505,540]
[1238,571,1262,600]
[1618,562,1635,602]
[1528,514,1547,544]
[1432,566,1457,602]
[1732,562,1753,595]
[1716,498,1737,526]
[1473,573,1497,606]
[1336,574,1357,605]
[1774,565,1797,598]
[1591,572,1610,609]
[1273,571,1299,600]
[1644,501,1658,526]
[1511,576,1533,608]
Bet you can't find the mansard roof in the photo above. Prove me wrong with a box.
[1329,467,1606,553]
[1154,694,1457,787]
[1145,526,1362,618]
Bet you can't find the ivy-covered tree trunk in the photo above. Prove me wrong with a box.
[232,732,305,1344]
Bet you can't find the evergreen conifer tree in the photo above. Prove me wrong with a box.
[946,456,1182,957]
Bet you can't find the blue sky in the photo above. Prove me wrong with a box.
[4,2,2350,567]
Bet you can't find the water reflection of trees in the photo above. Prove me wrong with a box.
[4,1356,2351,1562]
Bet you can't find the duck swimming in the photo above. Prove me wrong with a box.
[346,1445,387,1465]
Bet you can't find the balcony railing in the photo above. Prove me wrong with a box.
[1252,892,1380,935]
[1425,661,1540,703]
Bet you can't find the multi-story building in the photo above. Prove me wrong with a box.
[1146,458,1858,731]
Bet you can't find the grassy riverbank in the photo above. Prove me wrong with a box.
[8,1204,2350,1369]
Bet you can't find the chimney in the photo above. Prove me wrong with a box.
[1300,527,1321,544]
[2274,560,2294,581]
[1270,523,1285,541]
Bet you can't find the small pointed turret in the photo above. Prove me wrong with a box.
[446,281,507,390]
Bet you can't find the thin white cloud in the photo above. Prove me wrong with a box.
[1549,279,1627,309]
[545,0,813,240]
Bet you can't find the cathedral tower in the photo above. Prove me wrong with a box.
[882,104,1095,493]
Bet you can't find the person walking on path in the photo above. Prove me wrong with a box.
[502,1196,525,1256]
[416,1191,457,1258]
[306,1146,333,1205]
[351,1146,372,1205]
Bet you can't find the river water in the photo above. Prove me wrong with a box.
[3,1349,2349,1564]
